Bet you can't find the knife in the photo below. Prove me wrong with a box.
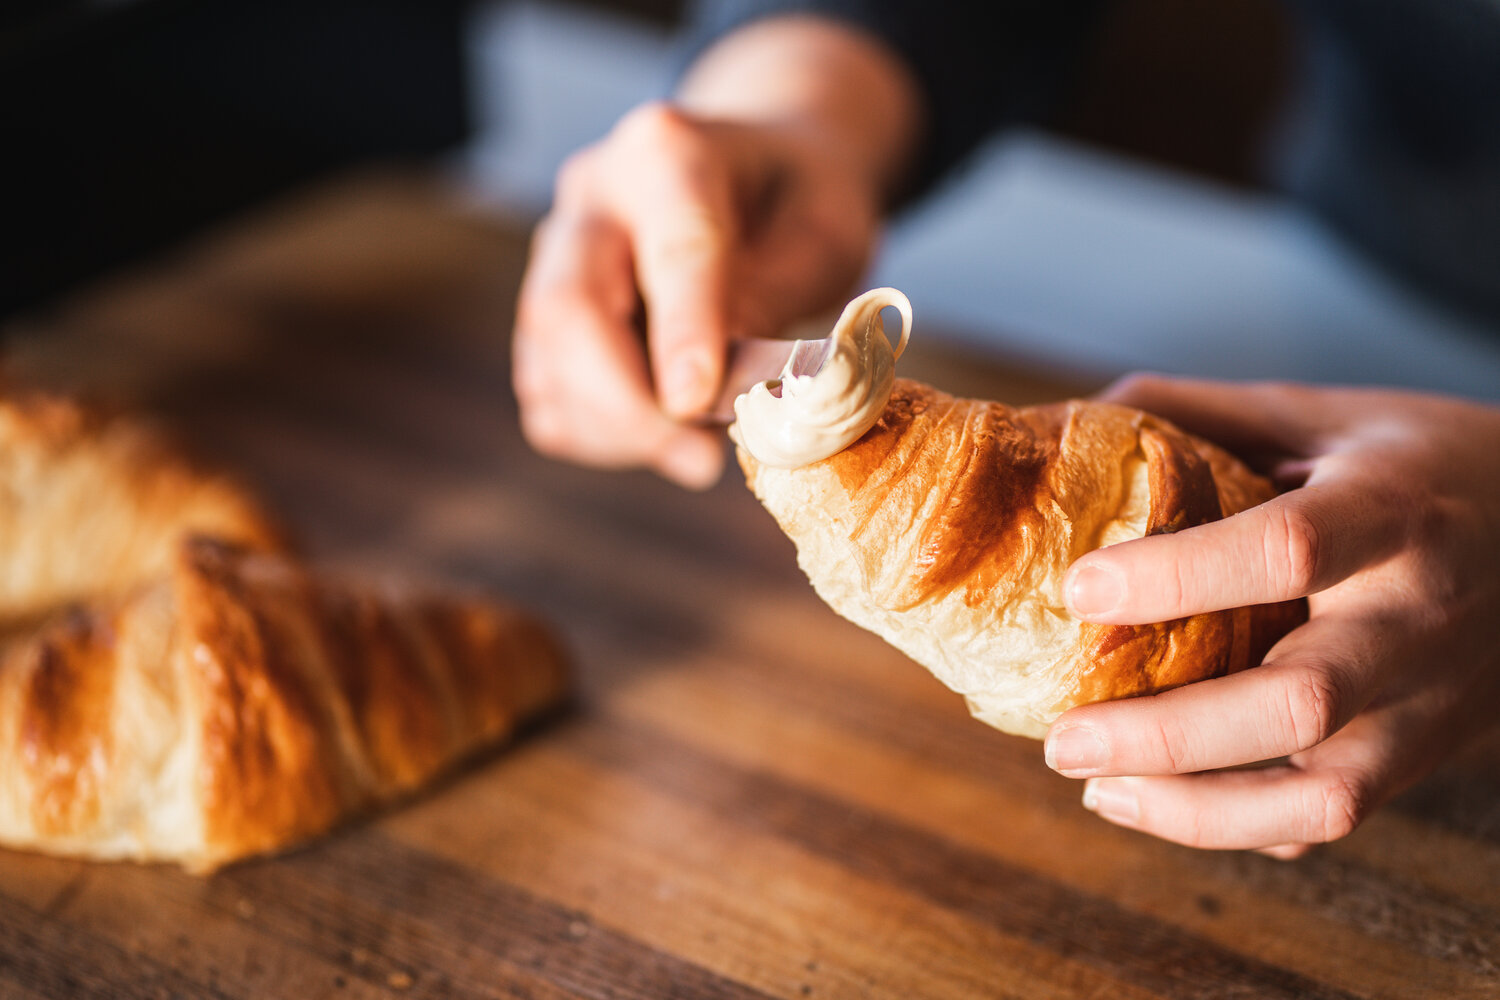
[703,335,835,424]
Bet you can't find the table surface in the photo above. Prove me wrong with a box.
[2,174,1497,1000]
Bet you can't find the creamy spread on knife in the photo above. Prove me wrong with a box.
[731,288,912,468]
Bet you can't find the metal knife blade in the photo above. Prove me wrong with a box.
[704,336,834,424]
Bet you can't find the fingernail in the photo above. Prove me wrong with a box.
[1067,563,1123,617]
[1045,726,1108,774]
[659,436,723,491]
[663,354,712,416]
[1082,778,1140,825]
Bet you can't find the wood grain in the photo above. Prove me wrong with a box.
[1,171,1496,999]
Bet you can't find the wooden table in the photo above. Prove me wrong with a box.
[2,173,1497,1000]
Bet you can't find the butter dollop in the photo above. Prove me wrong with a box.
[731,287,912,468]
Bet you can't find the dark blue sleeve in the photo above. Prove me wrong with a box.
[681,0,1107,201]
[1275,0,1500,324]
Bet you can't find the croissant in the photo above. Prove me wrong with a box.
[0,392,284,626]
[0,394,569,871]
[738,377,1305,738]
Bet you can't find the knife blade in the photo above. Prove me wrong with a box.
[704,336,834,424]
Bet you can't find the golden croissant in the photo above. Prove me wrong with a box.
[0,394,569,871]
[738,378,1304,738]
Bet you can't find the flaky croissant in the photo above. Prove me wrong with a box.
[0,392,284,627]
[0,394,569,871]
[0,538,568,872]
[739,378,1304,738]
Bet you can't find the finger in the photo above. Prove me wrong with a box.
[515,212,725,487]
[1097,374,1327,460]
[603,103,739,419]
[1045,610,1388,778]
[651,429,728,491]
[1079,763,1377,851]
[514,213,645,432]
[1063,477,1407,622]
[517,343,725,488]
[1080,706,1413,851]
[529,395,724,489]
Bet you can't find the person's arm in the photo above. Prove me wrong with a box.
[680,0,1109,201]
[676,15,922,203]
[1047,375,1500,856]
[512,15,920,488]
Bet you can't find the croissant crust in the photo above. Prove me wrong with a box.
[0,393,569,871]
[739,378,1304,737]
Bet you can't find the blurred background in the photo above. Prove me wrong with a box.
[6,0,1500,397]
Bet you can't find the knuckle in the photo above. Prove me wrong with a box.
[1266,502,1323,596]
[1149,714,1199,774]
[1405,496,1472,597]
[1281,669,1344,752]
[1173,801,1213,849]
[553,148,600,204]
[1406,493,1453,554]
[1309,770,1368,843]
[1164,554,1193,616]
[616,103,732,199]
[616,100,700,152]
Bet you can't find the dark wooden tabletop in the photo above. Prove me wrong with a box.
[2,173,1497,1000]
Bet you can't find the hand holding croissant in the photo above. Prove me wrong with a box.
[735,292,1500,857]
[1047,374,1500,857]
